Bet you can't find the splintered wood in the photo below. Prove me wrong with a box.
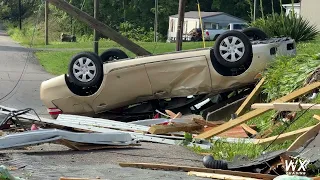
[118,162,276,180]
[195,82,320,139]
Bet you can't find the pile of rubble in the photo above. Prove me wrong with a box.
[1,78,320,179]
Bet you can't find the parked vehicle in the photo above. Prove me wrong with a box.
[40,29,296,120]
[204,23,249,41]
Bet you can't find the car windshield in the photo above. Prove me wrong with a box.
[233,24,249,29]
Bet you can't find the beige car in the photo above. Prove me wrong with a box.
[40,30,296,119]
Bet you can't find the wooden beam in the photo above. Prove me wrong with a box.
[252,102,320,111]
[148,122,202,134]
[235,78,265,135]
[195,82,320,139]
[188,171,260,180]
[254,126,314,145]
[118,162,276,179]
[236,78,265,116]
[287,117,320,151]
[46,0,151,56]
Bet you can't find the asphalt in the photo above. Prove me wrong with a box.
[0,24,208,180]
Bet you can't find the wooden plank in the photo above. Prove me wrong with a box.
[236,77,265,116]
[252,102,320,111]
[314,114,320,121]
[195,82,320,139]
[254,126,315,145]
[46,0,151,56]
[287,119,320,151]
[118,162,276,180]
[240,124,258,136]
[188,171,260,180]
[205,125,249,138]
[148,122,203,134]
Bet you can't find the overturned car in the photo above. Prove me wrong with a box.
[40,29,296,120]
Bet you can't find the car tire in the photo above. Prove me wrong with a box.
[68,51,103,87]
[213,30,252,68]
[100,48,128,63]
[242,27,268,41]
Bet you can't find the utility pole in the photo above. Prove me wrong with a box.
[176,0,186,51]
[45,1,49,45]
[18,0,22,29]
[154,0,158,42]
[93,0,99,54]
[253,0,257,21]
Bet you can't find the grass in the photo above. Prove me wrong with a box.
[6,25,320,169]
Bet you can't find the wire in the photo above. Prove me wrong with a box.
[0,2,44,103]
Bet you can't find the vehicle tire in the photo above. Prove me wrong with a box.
[213,34,220,41]
[241,27,268,41]
[100,48,128,63]
[68,51,103,87]
[213,30,252,68]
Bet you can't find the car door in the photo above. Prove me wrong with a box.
[92,64,153,113]
[144,55,212,99]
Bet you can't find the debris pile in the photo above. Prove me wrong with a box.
[1,79,320,179]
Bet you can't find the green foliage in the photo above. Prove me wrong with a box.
[119,21,163,42]
[251,13,319,42]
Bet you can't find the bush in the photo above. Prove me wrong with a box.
[119,21,163,42]
[250,13,319,42]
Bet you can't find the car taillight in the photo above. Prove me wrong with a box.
[206,31,209,36]
[48,108,62,115]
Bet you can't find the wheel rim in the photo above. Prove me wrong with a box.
[219,36,245,62]
[73,57,97,83]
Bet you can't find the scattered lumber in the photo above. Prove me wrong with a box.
[187,171,260,180]
[234,78,265,136]
[195,82,320,139]
[251,102,320,111]
[118,162,276,179]
[148,122,202,134]
[254,126,315,145]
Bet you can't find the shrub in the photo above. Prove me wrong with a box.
[250,13,319,42]
[119,21,163,42]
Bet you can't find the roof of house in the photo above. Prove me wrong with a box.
[170,11,224,18]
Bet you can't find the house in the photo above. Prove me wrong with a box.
[167,11,247,42]
[300,0,320,30]
[282,3,301,17]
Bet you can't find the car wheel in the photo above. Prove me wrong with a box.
[68,51,103,87]
[213,30,252,68]
[242,27,268,41]
[100,48,128,63]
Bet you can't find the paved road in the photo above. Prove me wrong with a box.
[0,25,208,180]
[0,24,54,116]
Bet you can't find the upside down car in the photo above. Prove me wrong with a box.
[40,28,297,119]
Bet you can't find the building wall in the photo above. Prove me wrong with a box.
[202,14,246,29]
[167,17,199,40]
[300,0,320,30]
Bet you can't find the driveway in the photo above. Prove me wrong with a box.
[0,24,207,180]
[0,24,54,117]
